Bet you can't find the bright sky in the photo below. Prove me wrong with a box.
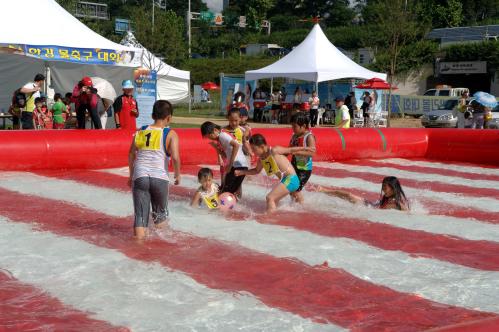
[203,0,223,13]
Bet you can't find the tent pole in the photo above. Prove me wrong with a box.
[188,78,192,113]
[220,73,224,115]
[44,62,50,95]
[270,77,273,95]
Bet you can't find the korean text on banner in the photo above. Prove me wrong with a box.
[0,43,141,66]
[134,69,157,128]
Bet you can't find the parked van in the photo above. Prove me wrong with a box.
[423,86,469,97]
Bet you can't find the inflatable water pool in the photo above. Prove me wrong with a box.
[0,128,498,331]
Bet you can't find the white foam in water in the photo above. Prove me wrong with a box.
[315,162,499,190]
[375,158,499,176]
[1,172,499,314]
[308,173,499,213]
[181,174,499,243]
[65,170,499,243]
[0,216,337,332]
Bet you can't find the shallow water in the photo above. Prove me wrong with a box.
[0,158,498,331]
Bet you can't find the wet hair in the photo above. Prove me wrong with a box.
[200,121,221,136]
[34,73,45,82]
[249,133,267,146]
[34,97,43,104]
[198,167,213,181]
[152,100,173,120]
[290,112,310,128]
[54,93,62,102]
[380,176,409,210]
[228,107,241,117]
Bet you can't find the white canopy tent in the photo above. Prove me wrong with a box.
[245,24,386,83]
[0,0,142,108]
[120,32,190,104]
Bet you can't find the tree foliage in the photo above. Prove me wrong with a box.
[443,41,499,72]
[131,6,187,66]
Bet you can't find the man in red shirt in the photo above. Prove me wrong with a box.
[113,80,139,130]
[72,76,102,129]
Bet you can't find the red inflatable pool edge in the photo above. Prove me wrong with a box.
[0,128,497,171]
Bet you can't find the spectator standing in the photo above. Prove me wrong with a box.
[201,88,209,102]
[471,102,486,129]
[271,90,282,124]
[51,93,67,129]
[63,93,74,128]
[9,89,27,129]
[308,91,320,127]
[456,91,470,128]
[334,96,351,128]
[72,76,102,129]
[19,73,45,129]
[114,80,139,130]
[252,87,267,122]
[293,86,303,110]
[345,91,357,119]
[360,91,372,126]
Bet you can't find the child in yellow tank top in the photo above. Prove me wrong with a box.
[225,108,252,156]
[235,134,314,213]
[191,168,220,209]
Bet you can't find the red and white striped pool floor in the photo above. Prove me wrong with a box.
[0,158,498,331]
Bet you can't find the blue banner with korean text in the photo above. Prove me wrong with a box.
[134,69,157,128]
[0,43,141,67]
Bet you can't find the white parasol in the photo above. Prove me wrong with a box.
[90,77,117,102]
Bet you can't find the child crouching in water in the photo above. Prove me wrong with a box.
[235,134,314,213]
[318,176,410,211]
[191,168,220,209]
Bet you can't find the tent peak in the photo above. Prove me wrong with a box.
[245,24,386,83]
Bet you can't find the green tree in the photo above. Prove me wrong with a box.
[131,6,187,66]
[418,0,463,28]
[228,0,276,30]
[162,0,207,17]
[461,0,499,24]
[268,0,354,26]
[55,0,77,11]
[364,0,424,124]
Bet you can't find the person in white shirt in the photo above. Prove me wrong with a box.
[201,121,249,198]
[308,91,320,127]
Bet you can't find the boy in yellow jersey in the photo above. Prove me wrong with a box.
[128,100,181,241]
[191,168,220,209]
[224,108,252,156]
[235,134,314,213]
